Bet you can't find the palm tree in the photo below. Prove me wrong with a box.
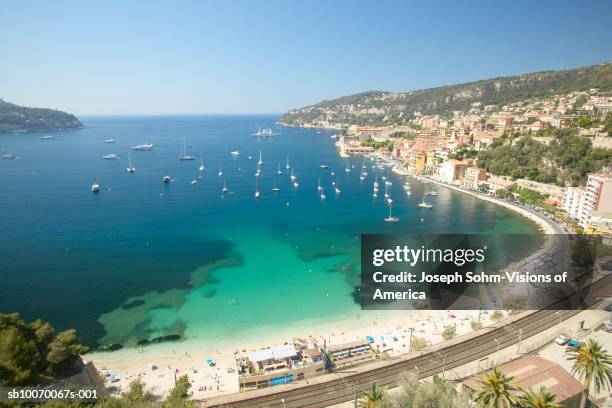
[473,366,519,408]
[566,338,612,408]
[433,373,446,386]
[358,383,386,408]
[517,386,563,408]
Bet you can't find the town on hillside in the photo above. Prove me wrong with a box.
[330,89,611,235]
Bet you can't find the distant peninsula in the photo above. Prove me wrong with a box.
[0,98,84,133]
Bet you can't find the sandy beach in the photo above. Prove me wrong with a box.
[87,308,504,400]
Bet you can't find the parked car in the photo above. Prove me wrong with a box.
[567,339,583,349]
[554,334,569,345]
[603,320,612,333]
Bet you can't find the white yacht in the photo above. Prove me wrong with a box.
[272,182,280,192]
[91,178,100,193]
[317,178,323,192]
[191,175,198,185]
[254,128,274,137]
[103,153,119,160]
[199,155,205,172]
[104,138,115,144]
[277,162,283,175]
[40,135,54,140]
[1,153,15,160]
[258,151,263,166]
[255,177,260,198]
[286,157,290,170]
[230,150,240,156]
[131,143,153,150]
[218,166,223,177]
[222,180,228,193]
[290,168,296,181]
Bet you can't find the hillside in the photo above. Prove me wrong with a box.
[278,62,612,127]
[0,99,83,133]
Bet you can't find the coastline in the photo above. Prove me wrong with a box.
[86,167,563,400]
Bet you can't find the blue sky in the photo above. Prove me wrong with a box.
[1,0,611,115]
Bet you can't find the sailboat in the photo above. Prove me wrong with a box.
[199,155,205,172]
[218,166,223,177]
[255,176,260,198]
[91,178,100,193]
[290,168,296,182]
[180,141,194,161]
[277,162,283,175]
[418,191,433,208]
[285,157,290,170]
[317,178,323,192]
[272,181,280,192]
[384,205,399,223]
[258,150,263,166]
[222,180,228,193]
[163,169,171,183]
[334,180,341,195]
[126,152,136,173]
[320,188,326,200]
[374,176,379,190]
[345,159,351,173]
[191,174,198,185]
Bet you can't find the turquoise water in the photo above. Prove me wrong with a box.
[0,116,538,347]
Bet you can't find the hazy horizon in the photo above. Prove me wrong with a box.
[2,0,611,116]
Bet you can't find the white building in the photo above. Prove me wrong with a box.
[564,173,612,227]
[564,187,587,223]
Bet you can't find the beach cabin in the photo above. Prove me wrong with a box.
[237,344,324,390]
[248,344,297,373]
[327,339,373,367]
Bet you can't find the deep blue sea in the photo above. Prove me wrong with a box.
[0,115,539,347]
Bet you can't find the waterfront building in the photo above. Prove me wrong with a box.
[439,160,470,184]
[462,167,487,190]
[564,186,587,223]
[237,344,324,389]
[327,339,373,367]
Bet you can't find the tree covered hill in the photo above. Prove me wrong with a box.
[0,98,83,133]
[278,62,612,127]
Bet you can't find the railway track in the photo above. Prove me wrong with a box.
[206,276,610,408]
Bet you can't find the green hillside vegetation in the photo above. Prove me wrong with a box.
[477,133,612,186]
[0,313,88,386]
[279,62,612,126]
[0,99,83,133]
